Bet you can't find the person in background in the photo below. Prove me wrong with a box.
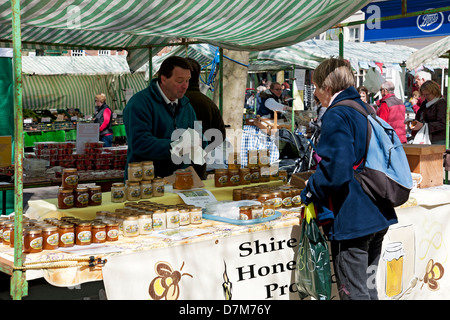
[357,85,369,103]
[257,82,291,118]
[281,82,292,106]
[413,71,432,113]
[376,81,407,144]
[123,56,197,179]
[301,58,397,300]
[93,93,113,147]
[185,57,226,179]
[411,80,447,145]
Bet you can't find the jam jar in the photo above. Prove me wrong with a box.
[279,170,288,182]
[152,209,167,231]
[57,189,74,209]
[106,222,119,241]
[111,182,126,203]
[58,223,75,247]
[88,186,102,206]
[2,222,13,246]
[232,188,242,201]
[251,205,263,219]
[74,187,89,208]
[174,169,194,190]
[152,178,165,197]
[75,222,92,245]
[141,161,155,181]
[42,225,59,250]
[62,168,78,190]
[227,169,240,187]
[91,223,106,244]
[127,162,143,182]
[239,206,252,220]
[263,200,276,217]
[24,228,43,253]
[214,169,228,187]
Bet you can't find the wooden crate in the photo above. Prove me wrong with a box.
[403,144,445,188]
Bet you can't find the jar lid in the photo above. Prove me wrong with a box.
[239,206,251,210]
[166,208,179,212]
[153,177,163,182]
[124,215,139,220]
[112,182,125,187]
[42,225,58,232]
[76,221,92,227]
[141,161,153,165]
[106,222,119,227]
[25,227,42,235]
[4,222,14,228]
[96,211,109,216]
[251,205,263,209]
[59,189,74,194]
[63,168,77,172]
[88,186,102,190]
[138,214,151,218]
[129,162,142,167]
[153,209,166,214]
[239,167,250,172]
[59,223,74,228]
[75,187,88,191]
[92,223,106,228]
[189,207,202,212]
[127,181,140,186]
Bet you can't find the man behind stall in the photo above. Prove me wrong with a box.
[123,56,198,179]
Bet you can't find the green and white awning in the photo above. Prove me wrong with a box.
[0,0,372,71]
[406,35,450,70]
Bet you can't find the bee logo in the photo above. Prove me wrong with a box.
[148,261,193,300]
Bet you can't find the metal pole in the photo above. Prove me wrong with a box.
[339,28,344,59]
[148,47,152,86]
[219,47,223,115]
[11,0,27,300]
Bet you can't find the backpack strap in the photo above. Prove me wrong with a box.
[327,99,373,170]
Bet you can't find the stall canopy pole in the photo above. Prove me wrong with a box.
[11,0,27,300]
[219,47,223,115]
[339,27,344,59]
[148,47,152,86]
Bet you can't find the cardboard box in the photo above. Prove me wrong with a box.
[403,144,445,188]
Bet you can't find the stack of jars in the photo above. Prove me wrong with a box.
[58,167,102,209]
[112,161,166,203]
[96,200,203,236]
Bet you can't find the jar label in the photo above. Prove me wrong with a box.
[78,231,91,243]
[141,222,153,232]
[252,210,263,219]
[95,231,106,241]
[251,172,260,180]
[63,195,74,206]
[190,213,202,223]
[168,213,180,225]
[112,190,125,200]
[77,194,89,204]
[91,193,102,203]
[3,230,10,242]
[292,195,301,205]
[132,169,143,179]
[230,175,240,184]
[153,217,165,229]
[218,175,228,185]
[124,223,139,235]
[61,232,74,244]
[155,185,164,193]
[65,175,78,186]
[259,156,269,165]
[239,213,249,220]
[282,197,292,207]
[180,213,190,224]
[129,188,141,198]
[249,155,258,164]
[144,168,154,178]
[107,229,118,239]
[272,197,282,208]
[142,186,153,196]
[264,208,275,217]
[243,173,252,182]
[47,234,59,246]
[30,237,43,250]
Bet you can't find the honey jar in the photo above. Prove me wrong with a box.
[58,223,75,247]
[42,225,59,250]
[279,170,288,182]
[91,223,106,243]
[75,222,92,245]
[74,187,89,208]
[250,167,260,183]
[23,228,43,253]
[2,222,13,246]
[214,169,228,187]
[127,162,143,182]
[152,178,165,197]
[189,207,202,224]
[232,188,242,201]
[152,209,167,230]
[247,191,259,201]
[248,150,258,168]
[57,189,74,209]
[270,165,279,181]
[259,165,270,182]
[138,214,153,235]
[141,161,155,181]
[111,182,126,203]
[123,215,139,237]
[88,186,102,206]
[271,190,283,209]
[62,168,78,190]
[263,200,276,217]
[239,167,251,185]
[239,206,252,220]
[126,181,141,201]
[228,169,240,187]
[281,189,293,208]
[227,152,240,170]
[251,205,263,219]
[179,209,190,226]
[166,208,180,229]
[106,222,119,241]
[258,149,270,166]
[174,169,194,190]
[140,181,153,199]
[291,188,302,207]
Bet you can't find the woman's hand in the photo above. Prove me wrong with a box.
[411,120,423,131]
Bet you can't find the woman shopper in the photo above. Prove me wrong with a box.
[93,93,113,147]
[300,58,398,300]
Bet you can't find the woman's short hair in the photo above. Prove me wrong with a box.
[313,58,355,95]
[95,93,107,103]
[420,80,442,98]
[357,85,368,95]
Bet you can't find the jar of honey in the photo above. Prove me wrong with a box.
[106,222,119,241]
[291,188,302,207]
[152,178,165,197]
[258,192,272,203]
[127,162,143,182]
[279,170,288,182]
[227,152,240,170]
[232,188,242,201]
[239,168,251,185]
[126,181,141,201]
[58,223,75,247]
[74,187,89,208]
[166,208,180,229]
[250,167,260,183]
[152,209,167,230]
[270,165,279,181]
[251,205,263,219]
[228,169,240,187]
[75,222,92,245]
[214,169,228,187]
[140,181,153,199]
[247,191,259,201]
[138,214,153,235]
[189,207,202,224]
[179,209,190,226]
[263,200,276,217]
[248,150,258,168]
[123,215,139,237]
[24,228,43,253]
[91,223,106,243]
[259,165,270,182]
[258,149,270,166]
[239,206,252,220]
[57,189,74,209]
[271,190,283,209]
[88,186,102,206]
[42,225,59,250]
[2,222,13,246]
[281,189,293,208]
[141,161,155,181]
[174,169,194,190]
[62,168,78,190]
[111,182,126,203]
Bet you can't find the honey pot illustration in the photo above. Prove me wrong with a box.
[383,242,405,297]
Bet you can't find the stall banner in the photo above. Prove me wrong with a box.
[102,225,302,300]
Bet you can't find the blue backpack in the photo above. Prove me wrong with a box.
[332,99,413,208]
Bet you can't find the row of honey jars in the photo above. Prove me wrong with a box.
[214,167,287,187]
[233,185,302,209]
[239,205,264,220]
[127,161,155,182]
[111,178,164,203]
[58,185,102,209]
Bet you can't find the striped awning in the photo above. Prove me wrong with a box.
[0,0,372,72]
[406,35,450,70]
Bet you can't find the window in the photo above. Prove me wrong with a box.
[71,50,85,56]
[348,27,360,43]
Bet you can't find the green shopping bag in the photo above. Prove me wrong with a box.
[295,203,332,300]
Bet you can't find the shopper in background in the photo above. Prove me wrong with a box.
[357,85,369,103]
[185,57,226,179]
[411,80,447,145]
[93,93,113,147]
[376,81,407,144]
[413,71,432,113]
[301,58,398,300]
[123,56,197,179]
[257,82,291,118]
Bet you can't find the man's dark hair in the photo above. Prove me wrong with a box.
[157,56,192,82]
[185,57,201,86]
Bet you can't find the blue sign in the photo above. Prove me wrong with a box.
[363,0,450,41]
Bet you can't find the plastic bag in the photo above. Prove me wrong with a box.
[413,123,431,144]
[295,203,332,300]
